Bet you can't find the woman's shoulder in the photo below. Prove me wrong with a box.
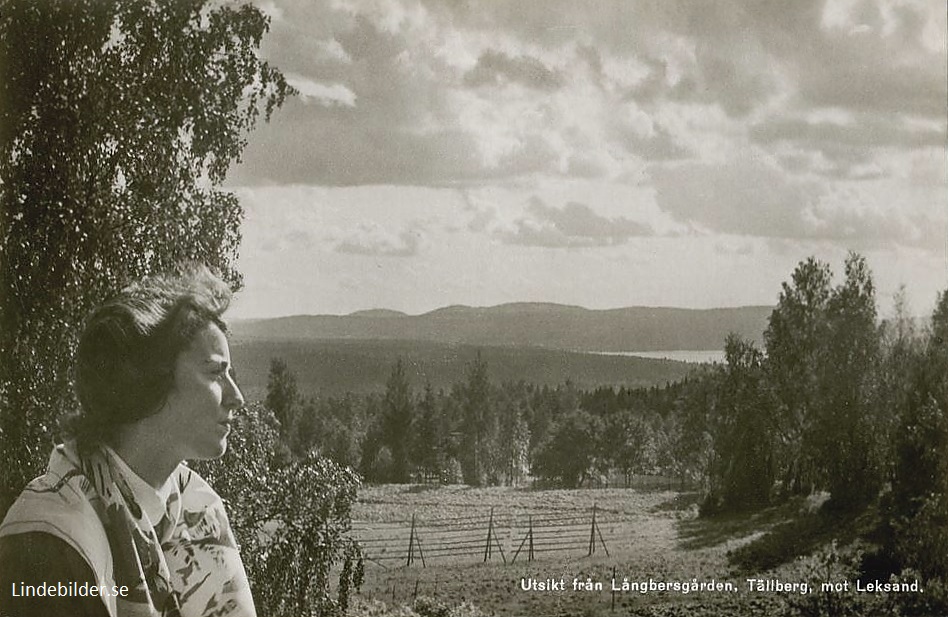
[172,464,227,508]
[0,451,113,583]
[1,465,103,538]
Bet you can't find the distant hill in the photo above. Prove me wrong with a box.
[348,309,407,318]
[228,338,703,400]
[231,303,772,352]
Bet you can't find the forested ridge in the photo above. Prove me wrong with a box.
[231,303,772,352]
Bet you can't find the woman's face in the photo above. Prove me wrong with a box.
[156,323,244,461]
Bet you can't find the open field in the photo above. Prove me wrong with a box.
[350,484,798,617]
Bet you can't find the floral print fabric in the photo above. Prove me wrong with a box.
[0,444,256,617]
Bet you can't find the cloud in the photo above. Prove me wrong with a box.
[236,185,328,253]
[228,0,944,217]
[799,202,934,250]
[801,0,946,117]
[257,1,284,22]
[335,224,422,257]
[651,149,945,250]
[651,152,822,239]
[286,74,356,107]
[751,113,947,179]
[499,197,653,247]
[751,116,946,152]
[230,1,681,186]
[803,178,947,250]
[464,49,563,90]
[258,227,316,252]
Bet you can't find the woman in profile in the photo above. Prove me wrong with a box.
[0,265,256,616]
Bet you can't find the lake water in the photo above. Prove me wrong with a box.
[591,350,725,364]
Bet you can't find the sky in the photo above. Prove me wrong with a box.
[225,0,947,319]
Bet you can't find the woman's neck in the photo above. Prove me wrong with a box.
[108,428,182,490]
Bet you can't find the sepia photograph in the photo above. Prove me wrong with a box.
[0,1,945,616]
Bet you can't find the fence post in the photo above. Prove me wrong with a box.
[512,514,534,563]
[587,503,610,557]
[484,507,494,562]
[588,503,597,556]
[529,514,534,561]
[407,513,416,566]
[611,565,617,612]
[596,513,610,557]
[494,524,507,564]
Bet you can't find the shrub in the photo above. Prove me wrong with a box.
[784,541,869,617]
[412,596,451,617]
[441,457,463,484]
[195,403,364,617]
[346,597,489,617]
[884,569,948,617]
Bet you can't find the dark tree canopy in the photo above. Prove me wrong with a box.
[533,407,601,488]
[267,358,302,434]
[0,0,291,512]
[381,359,414,483]
[712,334,775,512]
[460,352,493,485]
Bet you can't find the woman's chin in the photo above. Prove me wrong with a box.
[212,437,229,459]
[190,437,229,461]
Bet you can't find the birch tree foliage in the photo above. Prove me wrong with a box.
[0,0,291,511]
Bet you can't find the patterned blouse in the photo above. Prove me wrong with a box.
[0,443,256,617]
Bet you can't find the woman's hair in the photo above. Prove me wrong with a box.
[66,264,233,447]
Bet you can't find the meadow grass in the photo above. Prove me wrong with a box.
[349,484,800,616]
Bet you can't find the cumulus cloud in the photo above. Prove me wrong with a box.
[225,0,943,266]
[231,1,680,185]
[499,197,653,247]
[236,185,329,253]
[651,152,822,239]
[751,113,947,179]
[335,224,422,257]
[464,49,563,90]
[800,201,932,249]
[651,149,945,250]
[805,0,945,116]
[286,74,356,107]
[803,178,947,250]
[752,116,946,152]
[232,0,942,188]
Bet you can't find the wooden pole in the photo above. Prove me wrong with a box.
[512,532,527,562]
[493,525,507,564]
[528,514,534,561]
[407,513,416,566]
[416,534,427,568]
[588,503,597,556]
[484,507,494,562]
[512,514,529,563]
[611,565,617,612]
[596,515,610,557]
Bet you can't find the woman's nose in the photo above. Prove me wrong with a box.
[224,375,245,409]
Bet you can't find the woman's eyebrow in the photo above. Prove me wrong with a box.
[205,358,237,377]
